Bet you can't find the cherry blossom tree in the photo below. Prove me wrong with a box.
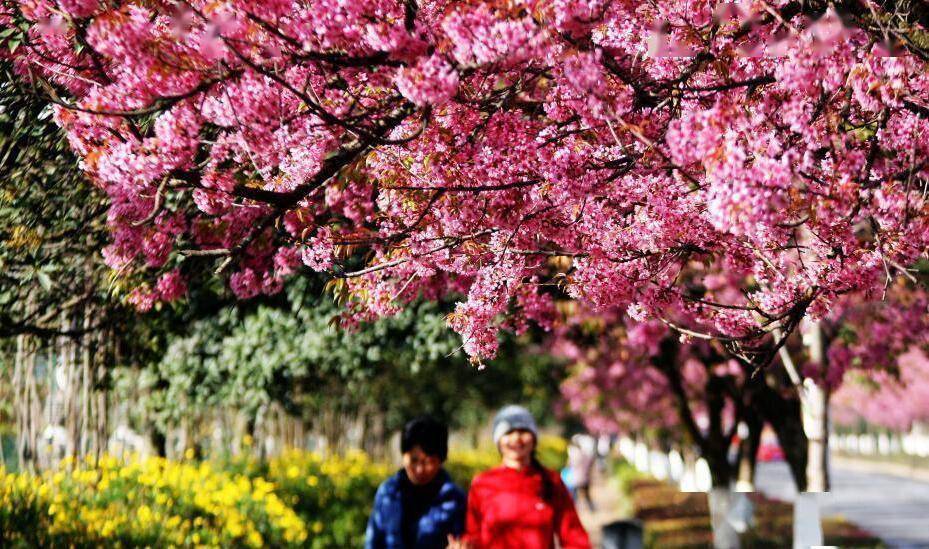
[555,290,929,547]
[5,0,929,533]
[557,320,685,438]
[6,0,928,357]
[556,314,753,486]
[558,285,929,482]
[6,3,929,544]
[833,347,929,432]
[555,310,776,548]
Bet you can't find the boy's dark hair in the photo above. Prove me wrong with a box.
[401,416,448,461]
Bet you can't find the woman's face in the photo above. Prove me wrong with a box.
[499,429,536,463]
[402,445,442,486]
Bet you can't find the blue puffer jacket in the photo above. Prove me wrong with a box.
[365,469,466,549]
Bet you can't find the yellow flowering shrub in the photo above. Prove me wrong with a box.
[0,471,49,548]
[444,447,500,490]
[236,449,389,549]
[0,454,307,548]
[536,434,569,471]
[234,442,567,548]
[0,437,567,548]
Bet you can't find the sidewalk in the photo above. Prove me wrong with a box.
[832,454,929,483]
[575,465,631,546]
[756,460,929,548]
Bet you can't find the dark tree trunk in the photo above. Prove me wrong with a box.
[705,376,734,488]
[746,373,808,491]
[736,408,763,491]
[151,429,167,457]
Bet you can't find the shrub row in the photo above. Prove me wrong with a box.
[1,436,568,548]
[612,461,883,549]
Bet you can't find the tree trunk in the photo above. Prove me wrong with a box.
[79,309,92,458]
[149,427,166,457]
[367,408,387,460]
[26,342,40,473]
[15,330,42,473]
[735,415,762,492]
[800,379,829,492]
[800,319,830,492]
[651,339,743,547]
[793,493,824,549]
[791,321,830,547]
[13,332,29,470]
[706,382,741,549]
[747,368,808,491]
[94,361,109,462]
[708,488,741,549]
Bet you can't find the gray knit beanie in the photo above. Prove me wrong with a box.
[492,405,538,446]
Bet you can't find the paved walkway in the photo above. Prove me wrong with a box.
[755,461,929,548]
[575,465,631,546]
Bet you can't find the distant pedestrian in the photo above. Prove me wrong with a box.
[596,434,613,473]
[567,434,596,512]
[366,416,466,549]
[451,405,590,549]
[560,463,576,497]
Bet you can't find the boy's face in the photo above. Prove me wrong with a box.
[402,445,442,486]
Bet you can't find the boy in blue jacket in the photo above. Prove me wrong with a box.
[366,416,466,549]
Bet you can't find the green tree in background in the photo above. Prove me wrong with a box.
[131,277,566,458]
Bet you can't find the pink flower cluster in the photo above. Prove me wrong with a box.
[7,0,929,367]
[395,54,459,107]
[833,348,929,431]
[554,311,715,436]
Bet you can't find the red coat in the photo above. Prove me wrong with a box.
[464,465,591,549]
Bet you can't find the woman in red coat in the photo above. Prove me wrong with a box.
[450,405,590,549]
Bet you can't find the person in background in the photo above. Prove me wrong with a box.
[366,416,467,549]
[567,434,596,512]
[560,461,576,500]
[595,434,613,474]
[452,405,590,549]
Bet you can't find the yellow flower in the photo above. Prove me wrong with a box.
[226,517,244,538]
[137,504,153,526]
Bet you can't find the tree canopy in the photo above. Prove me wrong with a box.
[7,1,929,368]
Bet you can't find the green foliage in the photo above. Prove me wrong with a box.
[133,277,566,435]
[0,63,110,338]
[612,457,649,497]
[135,279,461,429]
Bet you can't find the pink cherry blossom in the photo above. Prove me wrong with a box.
[6,0,929,367]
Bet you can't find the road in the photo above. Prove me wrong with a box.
[755,461,929,548]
